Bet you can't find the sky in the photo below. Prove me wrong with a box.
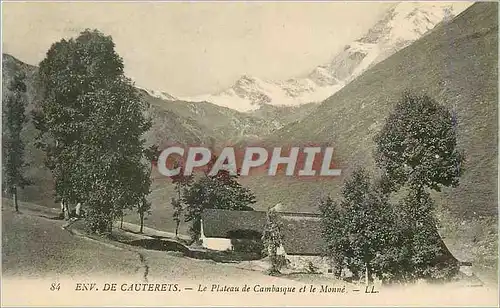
[2,2,392,96]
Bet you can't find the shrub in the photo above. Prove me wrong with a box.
[231,239,264,255]
[306,261,320,274]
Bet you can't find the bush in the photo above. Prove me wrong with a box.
[425,262,460,283]
[306,261,320,274]
[265,255,289,276]
[228,229,264,255]
[231,239,264,255]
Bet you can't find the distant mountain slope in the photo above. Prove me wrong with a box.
[182,2,471,111]
[246,2,497,218]
[140,92,284,145]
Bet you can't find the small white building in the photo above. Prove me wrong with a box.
[200,209,266,251]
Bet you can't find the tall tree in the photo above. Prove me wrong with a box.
[171,197,183,237]
[170,160,193,237]
[125,144,160,231]
[137,197,151,234]
[338,169,385,282]
[318,196,347,278]
[35,29,152,235]
[374,91,464,282]
[262,208,286,275]
[2,71,31,212]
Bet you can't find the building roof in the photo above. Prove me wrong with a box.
[201,209,325,256]
[201,209,267,238]
[279,214,326,255]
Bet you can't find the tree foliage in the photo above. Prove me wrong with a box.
[319,196,347,277]
[170,160,193,237]
[34,29,152,234]
[373,92,463,282]
[374,91,465,192]
[131,144,161,232]
[395,185,459,282]
[320,168,399,283]
[262,208,286,275]
[2,71,31,211]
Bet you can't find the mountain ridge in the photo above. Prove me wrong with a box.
[176,1,472,112]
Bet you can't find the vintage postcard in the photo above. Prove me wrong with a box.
[1,1,498,307]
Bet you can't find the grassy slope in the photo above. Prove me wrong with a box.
[2,200,297,283]
[2,200,141,278]
[244,3,498,218]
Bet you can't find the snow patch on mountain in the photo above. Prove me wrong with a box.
[184,75,344,111]
[136,85,178,101]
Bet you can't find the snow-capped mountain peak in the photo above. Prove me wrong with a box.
[179,2,472,112]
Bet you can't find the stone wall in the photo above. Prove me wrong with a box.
[286,255,333,274]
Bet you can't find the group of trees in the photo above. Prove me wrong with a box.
[15,29,153,235]
[2,28,258,239]
[320,92,465,284]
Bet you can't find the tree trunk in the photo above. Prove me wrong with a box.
[139,212,144,233]
[61,201,70,220]
[365,262,373,285]
[120,214,124,229]
[75,203,82,217]
[13,186,19,212]
[64,202,70,220]
[176,187,182,238]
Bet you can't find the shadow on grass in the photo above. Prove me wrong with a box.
[126,238,191,255]
[149,234,191,246]
[69,220,262,264]
[124,229,143,235]
[119,237,262,263]
[37,214,64,221]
